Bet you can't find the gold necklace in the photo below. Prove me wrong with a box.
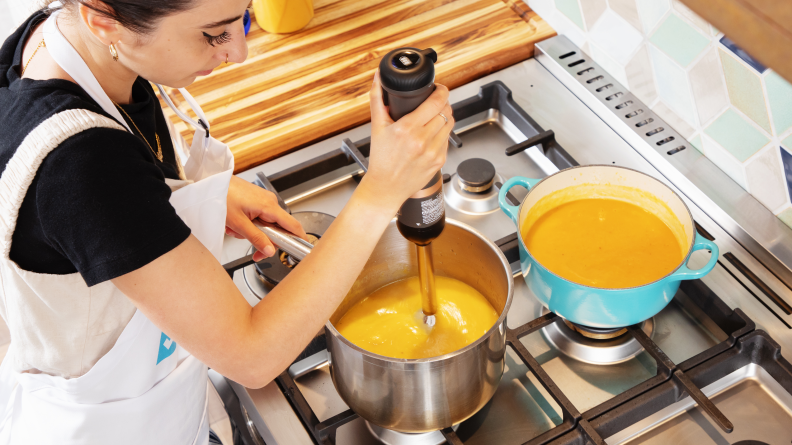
[21,39,46,77]
[111,99,164,162]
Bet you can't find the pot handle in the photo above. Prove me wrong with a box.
[288,350,330,379]
[668,233,719,281]
[498,176,541,224]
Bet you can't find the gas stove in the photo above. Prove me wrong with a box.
[212,36,792,445]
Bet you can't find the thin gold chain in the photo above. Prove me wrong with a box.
[21,39,46,77]
[111,99,164,162]
[22,38,164,163]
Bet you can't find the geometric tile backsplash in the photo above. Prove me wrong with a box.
[526,0,792,229]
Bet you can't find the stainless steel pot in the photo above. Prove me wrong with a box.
[325,219,514,433]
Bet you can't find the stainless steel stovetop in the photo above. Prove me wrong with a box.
[216,36,792,445]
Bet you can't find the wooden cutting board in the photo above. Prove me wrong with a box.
[160,0,554,173]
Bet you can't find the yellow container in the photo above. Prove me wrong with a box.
[253,0,314,34]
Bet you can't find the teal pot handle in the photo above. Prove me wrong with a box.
[498,176,541,224]
[668,233,719,281]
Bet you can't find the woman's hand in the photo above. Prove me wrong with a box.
[225,176,308,261]
[363,71,455,210]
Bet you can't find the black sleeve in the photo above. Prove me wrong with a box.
[36,127,192,286]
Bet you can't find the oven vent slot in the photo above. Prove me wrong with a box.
[635,118,653,127]
[587,75,604,84]
[646,127,664,136]
[577,67,594,75]
[615,101,633,110]
[567,59,585,67]
[656,136,675,146]
[559,51,576,59]
[606,92,623,101]
[625,109,643,118]
[595,84,613,92]
[667,145,686,155]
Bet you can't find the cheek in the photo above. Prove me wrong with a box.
[153,38,205,63]
[145,41,212,82]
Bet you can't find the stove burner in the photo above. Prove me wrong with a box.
[457,158,496,193]
[444,158,503,215]
[563,320,628,340]
[366,422,457,445]
[243,212,335,300]
[540,308,654,365]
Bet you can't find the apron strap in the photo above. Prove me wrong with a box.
[154,85,211,140]
[0,110,125,259]
[42,11,132,134]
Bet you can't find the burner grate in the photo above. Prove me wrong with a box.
[219,82,792,444]
[438,278,757,445]
[223,242,763,445]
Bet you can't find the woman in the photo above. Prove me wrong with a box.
[0,0,454,443]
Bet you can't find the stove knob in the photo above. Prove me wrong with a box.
[457,158,496,193]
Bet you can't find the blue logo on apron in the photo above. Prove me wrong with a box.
[157,332,177,365]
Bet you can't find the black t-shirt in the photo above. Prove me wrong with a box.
[0,11,191,286]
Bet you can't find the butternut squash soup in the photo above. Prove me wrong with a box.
[521,186,686,289]
[336,276,498,359]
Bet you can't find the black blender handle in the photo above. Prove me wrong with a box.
[419,48,438,63]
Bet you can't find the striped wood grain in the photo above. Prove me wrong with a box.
[160,0,554,173]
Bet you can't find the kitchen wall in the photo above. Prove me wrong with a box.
[0,2,15,40]
[0,0,38,37]
[525,0,792,230]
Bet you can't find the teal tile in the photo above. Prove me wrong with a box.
[636,0,670,34]
[689,134,703,153]
[779,208,792,230]
[649,13,709,67]
[765,71,792,135]
[704,109,769,162]
[556,0,585,30]
[649,46,697,127]
[783,133,792,150]
[720,50,772,133]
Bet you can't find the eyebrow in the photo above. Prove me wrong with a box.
[201,15,244,29]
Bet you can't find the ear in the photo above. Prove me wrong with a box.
[77,1,124,45]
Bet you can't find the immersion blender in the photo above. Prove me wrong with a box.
[379,47,459,327]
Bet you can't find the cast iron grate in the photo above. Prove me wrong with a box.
[221,83,791,444]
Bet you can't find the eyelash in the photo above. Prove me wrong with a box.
[203,31,232,47]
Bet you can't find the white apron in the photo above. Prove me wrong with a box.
[0,10,234,444]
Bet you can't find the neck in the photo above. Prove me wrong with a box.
[57,12,137,104]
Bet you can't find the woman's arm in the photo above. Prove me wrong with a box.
[112,74,455,388]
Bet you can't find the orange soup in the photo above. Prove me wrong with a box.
[521,197,685,288]
[335,276,498,359]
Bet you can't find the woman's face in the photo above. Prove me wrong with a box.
[113,0,251,88]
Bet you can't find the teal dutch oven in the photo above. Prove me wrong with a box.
[498,165,719,328]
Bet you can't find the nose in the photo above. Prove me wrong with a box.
[224,23,249,64]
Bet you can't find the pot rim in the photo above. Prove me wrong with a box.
[515,164,697,291]
[324,218,514,363]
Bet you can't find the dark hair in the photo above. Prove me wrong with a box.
[49,0,197,34]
